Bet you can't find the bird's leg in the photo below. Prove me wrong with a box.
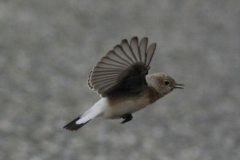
[121,113,133,124]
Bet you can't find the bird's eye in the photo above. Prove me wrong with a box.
[164,81,169,85]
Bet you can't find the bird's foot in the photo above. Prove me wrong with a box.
[121,113,133,124]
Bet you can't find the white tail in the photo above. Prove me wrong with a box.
[63,98,107,131]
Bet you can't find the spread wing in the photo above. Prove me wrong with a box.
[88,37,157,97]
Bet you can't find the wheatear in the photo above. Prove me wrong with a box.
[64,37,184,131]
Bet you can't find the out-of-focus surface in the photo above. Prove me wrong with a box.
[1,0,240,160]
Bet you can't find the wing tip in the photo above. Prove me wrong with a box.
[131,36,138,41]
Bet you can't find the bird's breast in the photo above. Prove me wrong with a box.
[103,95,150,119]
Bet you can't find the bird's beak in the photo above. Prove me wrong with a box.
[174,83,184,89]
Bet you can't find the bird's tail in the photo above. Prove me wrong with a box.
[63,99,106,131]
[63,115,91,131]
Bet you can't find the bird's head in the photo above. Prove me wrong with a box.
[146,73,184,96]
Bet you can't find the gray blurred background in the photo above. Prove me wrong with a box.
[1,0,240,160]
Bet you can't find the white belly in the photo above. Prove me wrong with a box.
[103,97,150,119]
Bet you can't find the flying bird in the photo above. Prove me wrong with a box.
[64,37,184,131]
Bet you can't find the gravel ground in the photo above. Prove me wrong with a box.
[1,0,240,160]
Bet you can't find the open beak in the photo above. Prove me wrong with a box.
[174,83,185,89]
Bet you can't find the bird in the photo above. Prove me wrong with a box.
[63,37,184,131]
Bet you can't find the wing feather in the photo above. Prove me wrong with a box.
[100,57,129,68]
[139,38,148,63]
[97,82,118,94]
[130,37,141,62]
[120,39,138,62]
[96,61,127,69]
[90,77,116,83]
[93,79,117,86]
[146,43,156,66]
[106,50,132,66]
[93,67,123,72]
